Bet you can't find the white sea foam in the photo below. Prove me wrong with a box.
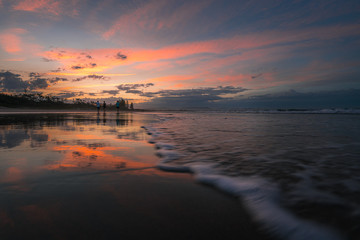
[155,142,175,150]
[156,149,182,163]
[239,108,360,114]
[142,114,354,240]
[157,163,191,172]
[194,174,343,240]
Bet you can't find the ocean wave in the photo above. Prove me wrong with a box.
[141,116,349,240]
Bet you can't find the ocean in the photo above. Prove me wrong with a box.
[0,110,359,239]
[143,110,360,240]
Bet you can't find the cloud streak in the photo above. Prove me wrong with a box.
[13,0,61,15]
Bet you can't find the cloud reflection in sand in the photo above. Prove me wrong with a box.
[0,112,159,183]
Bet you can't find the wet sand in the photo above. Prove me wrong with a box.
[0,168,272,240]
[0,110,273,240]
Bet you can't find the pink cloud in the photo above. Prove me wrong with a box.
[102,0,168,40]
[0,28,27,53]
[153,0,212,31]
[128,23,360,62]
[102,0,212,41]
[13,0,61,15]
[12,0,81,17]
[42,23,360,80]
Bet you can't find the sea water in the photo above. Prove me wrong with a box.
[1,111,359,240]
[143,111,360,240]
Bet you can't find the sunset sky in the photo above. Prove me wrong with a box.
[1,0,359,109]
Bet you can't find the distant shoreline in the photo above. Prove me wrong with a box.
[0,106,151,113]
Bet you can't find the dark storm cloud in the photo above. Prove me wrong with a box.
[138,88,360,110]
[73,76,87,82]
[0,70,68,91]
[71,65,84,70]
[42,57,54,62]
[87,74,106,79]
[130,86,247,98]
[102,90,119,95]
[116,85,246,99]
[80,53,92,59]
[133,86,248,109]
[72,74,107,82]
[0,71,28,91]
[48,77,68,84]
[71,63,97,70]
[29,78,49,89]
[51,67,65,73]
[125,89,144,95]
[29,72,41,78]
[151,86,247,97]
[116,83,154,91]
[115,52,127,60]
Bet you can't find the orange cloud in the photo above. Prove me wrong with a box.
[41,23,360,84]
[41,37,252,73]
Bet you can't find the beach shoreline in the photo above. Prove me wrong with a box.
[0,167,273,240]
[0,111,274,240]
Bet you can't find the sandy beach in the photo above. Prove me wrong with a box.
[1,168,272,240]
[0,111,273,240]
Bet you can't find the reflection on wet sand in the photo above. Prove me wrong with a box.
[0,112,158,182]
[0,112,268,240]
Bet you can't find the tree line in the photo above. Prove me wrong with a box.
[0,92,135,110]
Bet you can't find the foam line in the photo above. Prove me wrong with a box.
[194,174,343,240]
[142,123,344,240]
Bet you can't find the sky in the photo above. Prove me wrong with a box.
[0,0,360,109]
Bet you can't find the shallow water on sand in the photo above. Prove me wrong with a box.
[1,111,360,240]
[0,112,158,173]
[0,111,274,240]
[146,111,360,240]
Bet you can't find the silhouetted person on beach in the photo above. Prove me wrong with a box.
[103,101,106,112]
[96,101,100,112]
[116,100,120,113]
